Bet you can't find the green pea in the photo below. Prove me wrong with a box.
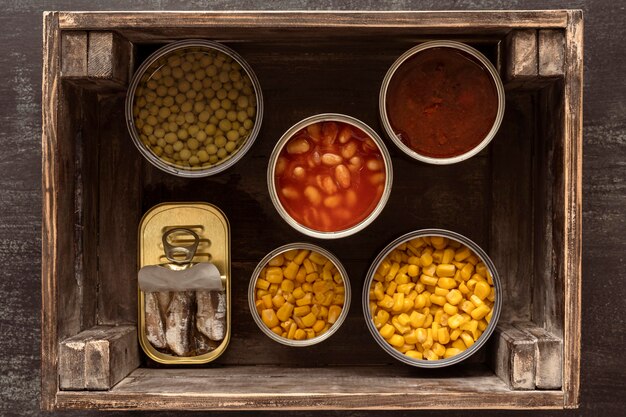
[206,144,218,155]
[209,155,219,164]
[225,140,237,153]
[221,99,232,110]
[188,125,199,136]
[179,149,192,160]
[173,141,184,152]
[187,138,199,150]
[218,119,232,132]
[227,111,237,122]
[226,130,239,142]
[216,89,227,100]
[215,136,227,148]
[177,129,189,140]
[197,150,209,162]
[184,112,195,124]
[164,144,174,155]
[209,98,221,111]
[205,124,217,136]
[217,148,227,159]
[215,109,226,120]
[157,138,167,147]
[196,131,207,142]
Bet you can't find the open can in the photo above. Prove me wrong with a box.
[138,202,231,364]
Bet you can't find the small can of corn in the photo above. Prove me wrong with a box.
[362,228,502,368]
[249,242,351,347]
[126,39,263,177]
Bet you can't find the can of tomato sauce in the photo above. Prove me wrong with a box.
[379,41,505,165]
[268,114,393,239]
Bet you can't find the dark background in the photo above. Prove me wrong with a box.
[1,0,624,416]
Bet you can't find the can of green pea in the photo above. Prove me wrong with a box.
[125,39,263,177]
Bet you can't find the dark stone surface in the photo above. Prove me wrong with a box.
[0,0,624,416]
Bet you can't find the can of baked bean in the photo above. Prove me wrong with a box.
[267,113,393,239]
[126,39,263,177]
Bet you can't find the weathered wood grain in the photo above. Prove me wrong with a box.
[490,323,537,390]
[514,322,563,389]
[55,365,564,410]
[59,325,139,391]
[504,29,538,88]
[96,94,141,325]
[538,29,566,77]
[561,10,583,409]
[60,31,87,78]
[87,31,132,88]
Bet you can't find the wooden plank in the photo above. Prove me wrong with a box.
[538,29,566,77]
[562,9,583,409]
[490,323,537,390]
[515,322,563,389]
[87,31,132,88]
[97,95,141,325]
[54,365,564,410]
[504,29,538,88]
[489,93,533,322]
[59,326,139,391]
[60,31,87,78]
[58,11,570,32]
[41,11,62,411]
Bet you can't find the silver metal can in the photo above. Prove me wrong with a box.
[362,228,502,368]
[267,113,393,239]
[126,39,263,177]
[379,40,505,165]
[248,242,351,347]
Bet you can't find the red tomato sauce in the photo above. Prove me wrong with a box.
[386,47,498,158]
[275,121,386,232]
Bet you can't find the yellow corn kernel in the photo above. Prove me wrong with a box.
[406,350,423,360]
[270,325,283,336]
[409,311,426,328]
[460,332,475,348]
[402,298,413,313]
[474,281,491,300]
[410,293,424,309]
[450,328,462,341]
[254,299,264,313]
[467,278,477,291]
[302,258,315,274]
[293,315,305,328]
[423,313,433,328]
[392,317,411,335]
[423,263,436,277]
[272,293,285,309]
[398,343,415,354]
[294,328,306,340]
[448,314,465,329]
[328,305,342,324]
[420,274,438,286]
[430,236,447,249]
[459,300,475,314]
[293,305,311,317]
[478,319,488,331]
[292,287,305,299]
[471,304,490,320]
[374,309,390,328]
[295,266,307,283]
[377,260,391,276]
[261,309,279,328]
[332,293,344,305]
[257,289,269,299]
[485,309,493,323]
[388,334,404,347]
[268,284,279,295]
[432,342,446,357]
[454,247,471,262]
[395,274,410,285]
[404,329,418,344]
[436,263,455,278]
[423,329,434,349]
[283,261,299,280]
[287,322,298,339]
[424,349,439,361]
[266,266,284,283]
[409,237,425,248]
[305,272,319,283]
[476,262,487,277]
[398,264,409,275]
[386,262,400,281]
[434,287,449,297]
[445,289,463,305]
[380,323,395,339]
[408,290,418,300]
[276,302,294,322]
[437,277,457,290]
[377,294,393,310]
[407,264,420,278]
[397,283,414,294]
[452,339,466,350]
[312,280,332,294]
[296,293,312,307]
[458,282,470,295]
[281,279,295,293]
[285,293,296,304]
[369,301,377,317]
[256,278,270,290]
[460,319,478,333]
[487,288,496,302]
[444,348,462,358]
[441,248,455,264]
[430,293,446,306]
[466,255,479,265]
[470,294,484,307]
[261,294,273,309]
[301,312,317,327]
[443,302,458,316]
[386,281,397,296]
[268,254,285,266]
[472,273,486,283]
[420,252,433,267]
[306,252,325,265]
[416,328,427,343]
[309,319,324,332]
[293,250,310,265]
[392,292,405,313]
[397,313,411,327]
[460,263,474,281]
[321,268,333,282]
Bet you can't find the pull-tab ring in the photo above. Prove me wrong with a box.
[162,228,200,264]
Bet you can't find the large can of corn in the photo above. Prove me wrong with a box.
[363,229,502,368]
[248,242,351,347]
[126,39,263,177]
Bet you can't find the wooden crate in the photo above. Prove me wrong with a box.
[42,10,582,411]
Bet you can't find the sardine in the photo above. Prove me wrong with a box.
[165,291,194,356]
[145,292,166,349]
[196,290,226,342]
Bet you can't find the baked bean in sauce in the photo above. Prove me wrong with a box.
[275,121,386,232]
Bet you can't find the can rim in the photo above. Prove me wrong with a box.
[379,40,505,165]
[125,39,264,178]
[267,113,393,239]
[248,242,351,347]
[362,228,502,368]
